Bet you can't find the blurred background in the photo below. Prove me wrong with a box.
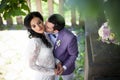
[0,0,120,80]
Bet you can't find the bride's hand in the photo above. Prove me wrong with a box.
[54,69,58,75]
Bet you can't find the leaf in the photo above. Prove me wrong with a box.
[0,0,7,13]
[42,0,47,2]
[0,0,30,19]
[104,0,120,41]
[21,3,30,12]
[3,12,11,20]
[14,8,26,16]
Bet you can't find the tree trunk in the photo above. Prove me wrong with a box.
[59,0,64,16]
[16,16,23,25]
[0,15,3,30]
[26,0,31,11]
[0,15,3,25]
[35,0,42,13]
[6,18,13,26]
[79,14,85,30]
[71,8,76,27]
[48,0,53,16]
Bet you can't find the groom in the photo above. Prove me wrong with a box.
[45,14,78,80]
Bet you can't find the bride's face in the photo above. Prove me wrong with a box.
[30,17,44,34]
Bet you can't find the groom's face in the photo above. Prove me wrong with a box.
[45,21,54,33]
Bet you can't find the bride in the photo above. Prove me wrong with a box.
[24,11,60,80]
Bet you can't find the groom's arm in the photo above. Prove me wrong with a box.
[63,36,79,70]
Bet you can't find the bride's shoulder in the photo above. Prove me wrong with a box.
[28,38,41,44]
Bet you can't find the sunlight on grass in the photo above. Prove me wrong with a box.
[0,30,36,80]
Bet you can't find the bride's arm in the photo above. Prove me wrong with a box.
[29,53,55,75]
[27,39,55,75]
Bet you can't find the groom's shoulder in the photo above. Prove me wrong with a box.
[63,28,76,37]
[60,28,77,43]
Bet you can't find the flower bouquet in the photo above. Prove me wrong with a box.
[98,22,120,45]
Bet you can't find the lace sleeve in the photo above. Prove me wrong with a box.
[27,39,55,75]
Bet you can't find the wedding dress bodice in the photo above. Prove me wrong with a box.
[26,38,55,80]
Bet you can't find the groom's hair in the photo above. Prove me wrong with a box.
[48,14,65,31]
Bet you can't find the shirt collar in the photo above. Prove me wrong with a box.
[54,33,58,38]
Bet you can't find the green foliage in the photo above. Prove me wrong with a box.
[59,76,63,80]
[15,25,23,30]
[0,25,23,30]
[42,0,47,2]
[104,0,120,41]
[65,0,104,19]
[65,0,120,42]
[0,0,30,20]
[73,28,85,80]
[0,25,4,30]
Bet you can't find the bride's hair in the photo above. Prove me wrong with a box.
[24,11,52,48]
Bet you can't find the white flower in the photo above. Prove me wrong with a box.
[98,22,110,42]
[98,22,120,45]
[56,40,61,47]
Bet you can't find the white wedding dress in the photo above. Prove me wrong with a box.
[26,36,57,80]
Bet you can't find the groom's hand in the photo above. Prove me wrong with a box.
[56,62,64,75]
[56,62,63,75]
[58,67,64,75]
